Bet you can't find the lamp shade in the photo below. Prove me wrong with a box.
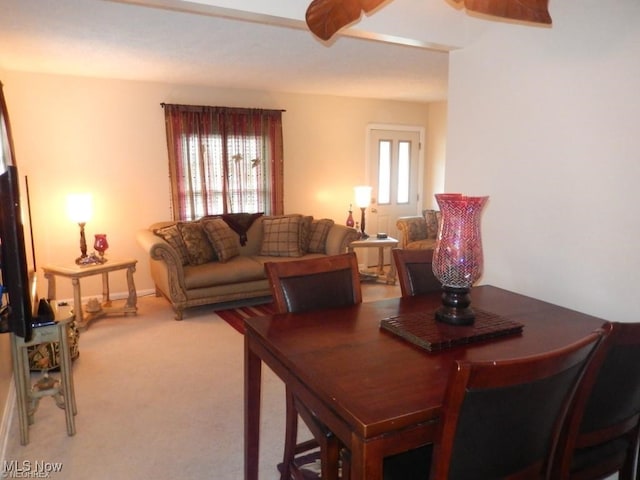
[354,186,372,209]
[67,193,93,224]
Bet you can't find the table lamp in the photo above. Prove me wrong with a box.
[354,185,372,239]
[67,193,93,265]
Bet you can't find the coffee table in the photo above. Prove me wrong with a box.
[348,236,399,284]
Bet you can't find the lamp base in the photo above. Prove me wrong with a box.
[435,286,475,326]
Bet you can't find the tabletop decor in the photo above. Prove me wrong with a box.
[93,234,109,262]
[432,193,489,326]
[354,185,372,239]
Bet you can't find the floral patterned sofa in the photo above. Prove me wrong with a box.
[395,209,441,250]
[137,213,359,319]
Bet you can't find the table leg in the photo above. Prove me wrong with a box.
[125,265,138,311]
[101,272,112,307]
[71,278,85,327]
[58,321,76,436]
[244,335,262,480]
[10,334,30,445]
[386,246,397,285]
[377,247,385,276]
[350,439,383,480]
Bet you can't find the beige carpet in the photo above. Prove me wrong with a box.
[3,282,400,480]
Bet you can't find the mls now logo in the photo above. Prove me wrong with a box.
[2,460,64,478]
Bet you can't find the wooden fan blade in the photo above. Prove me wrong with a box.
[458,0,552,24]
[306,0,388,41]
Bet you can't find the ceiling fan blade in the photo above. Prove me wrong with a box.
[306,0,388,41]
[452,0,552,24]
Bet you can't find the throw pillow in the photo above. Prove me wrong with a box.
[300,215,313,252]
[307,219,334,253]
[260,215,304,257]
[177,221,217,265]
[423,209,441,239]
[153,224,190,266]
[202,218,240,262]
[405,217,428,243]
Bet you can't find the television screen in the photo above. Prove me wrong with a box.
[0,81,34,340]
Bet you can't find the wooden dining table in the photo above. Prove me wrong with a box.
[244,285,607,480]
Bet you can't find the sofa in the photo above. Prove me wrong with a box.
[136,213,359,319]
[395,209,441,250]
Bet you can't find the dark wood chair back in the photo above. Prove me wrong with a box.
[431,330,603,480]
[552,321,640,480]
[265,252,362,480]
[265,252,362,314]
[392,248,441,297]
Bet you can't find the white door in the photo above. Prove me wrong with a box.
[365,128,422,266]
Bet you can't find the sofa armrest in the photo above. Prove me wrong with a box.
[395,216,428,248]
[325,224,360,255]
[136,229,188,298]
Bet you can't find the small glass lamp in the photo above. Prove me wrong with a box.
[67,193,93,265]
[354,185,372,239]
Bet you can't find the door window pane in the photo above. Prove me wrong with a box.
[378,140,391,205]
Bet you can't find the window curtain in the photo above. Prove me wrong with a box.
[162,103,284,221]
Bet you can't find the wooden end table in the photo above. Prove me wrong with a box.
[10,304,77,445]
[348,236,399,284]
[43,258,138,331]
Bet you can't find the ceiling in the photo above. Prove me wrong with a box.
[0,0,461,102]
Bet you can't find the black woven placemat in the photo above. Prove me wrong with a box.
[380,308,523,352]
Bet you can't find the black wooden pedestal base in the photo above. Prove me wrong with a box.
[435,286,475,326]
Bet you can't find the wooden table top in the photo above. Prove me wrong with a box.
[245,285,606,438]
[42,258,137,276]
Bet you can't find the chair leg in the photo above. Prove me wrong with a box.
[281,388,299,480]
[319,435,341,480]
[295,398,341,480]
[340,448,351,480]
[283,390,345,480]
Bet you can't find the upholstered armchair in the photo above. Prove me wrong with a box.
[395,209,440,249]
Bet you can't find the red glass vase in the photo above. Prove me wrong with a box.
[94,234,109,262]
[432,193,488,325]
[346,205,355,228]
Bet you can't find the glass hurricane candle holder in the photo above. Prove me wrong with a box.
[432,193,488,326]
[93,234,109,262]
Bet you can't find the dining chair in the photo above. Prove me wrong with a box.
[383,329,604,480]
[552,321,640,480]
[265,252,362,480]
[391,248,441,297]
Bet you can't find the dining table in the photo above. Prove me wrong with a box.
[244,285,607,480]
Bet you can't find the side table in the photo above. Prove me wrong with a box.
[10,305,77,445]
[348,236,399,284]
[43,258,138,331]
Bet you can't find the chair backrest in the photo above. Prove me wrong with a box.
[430,330,603,480]
[392,248,441,297]
[552,321,640,479]
[264,252,362,314]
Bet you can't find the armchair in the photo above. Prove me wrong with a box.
[395,209,440,249]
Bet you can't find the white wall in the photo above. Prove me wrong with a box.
[446,1,640,322]
[0,71,443,300]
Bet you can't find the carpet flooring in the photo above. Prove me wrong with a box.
[2,295,289,480]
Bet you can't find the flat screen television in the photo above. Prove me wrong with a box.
[0,81,34,341]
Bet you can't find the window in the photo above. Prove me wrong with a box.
[162,104,284,221]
